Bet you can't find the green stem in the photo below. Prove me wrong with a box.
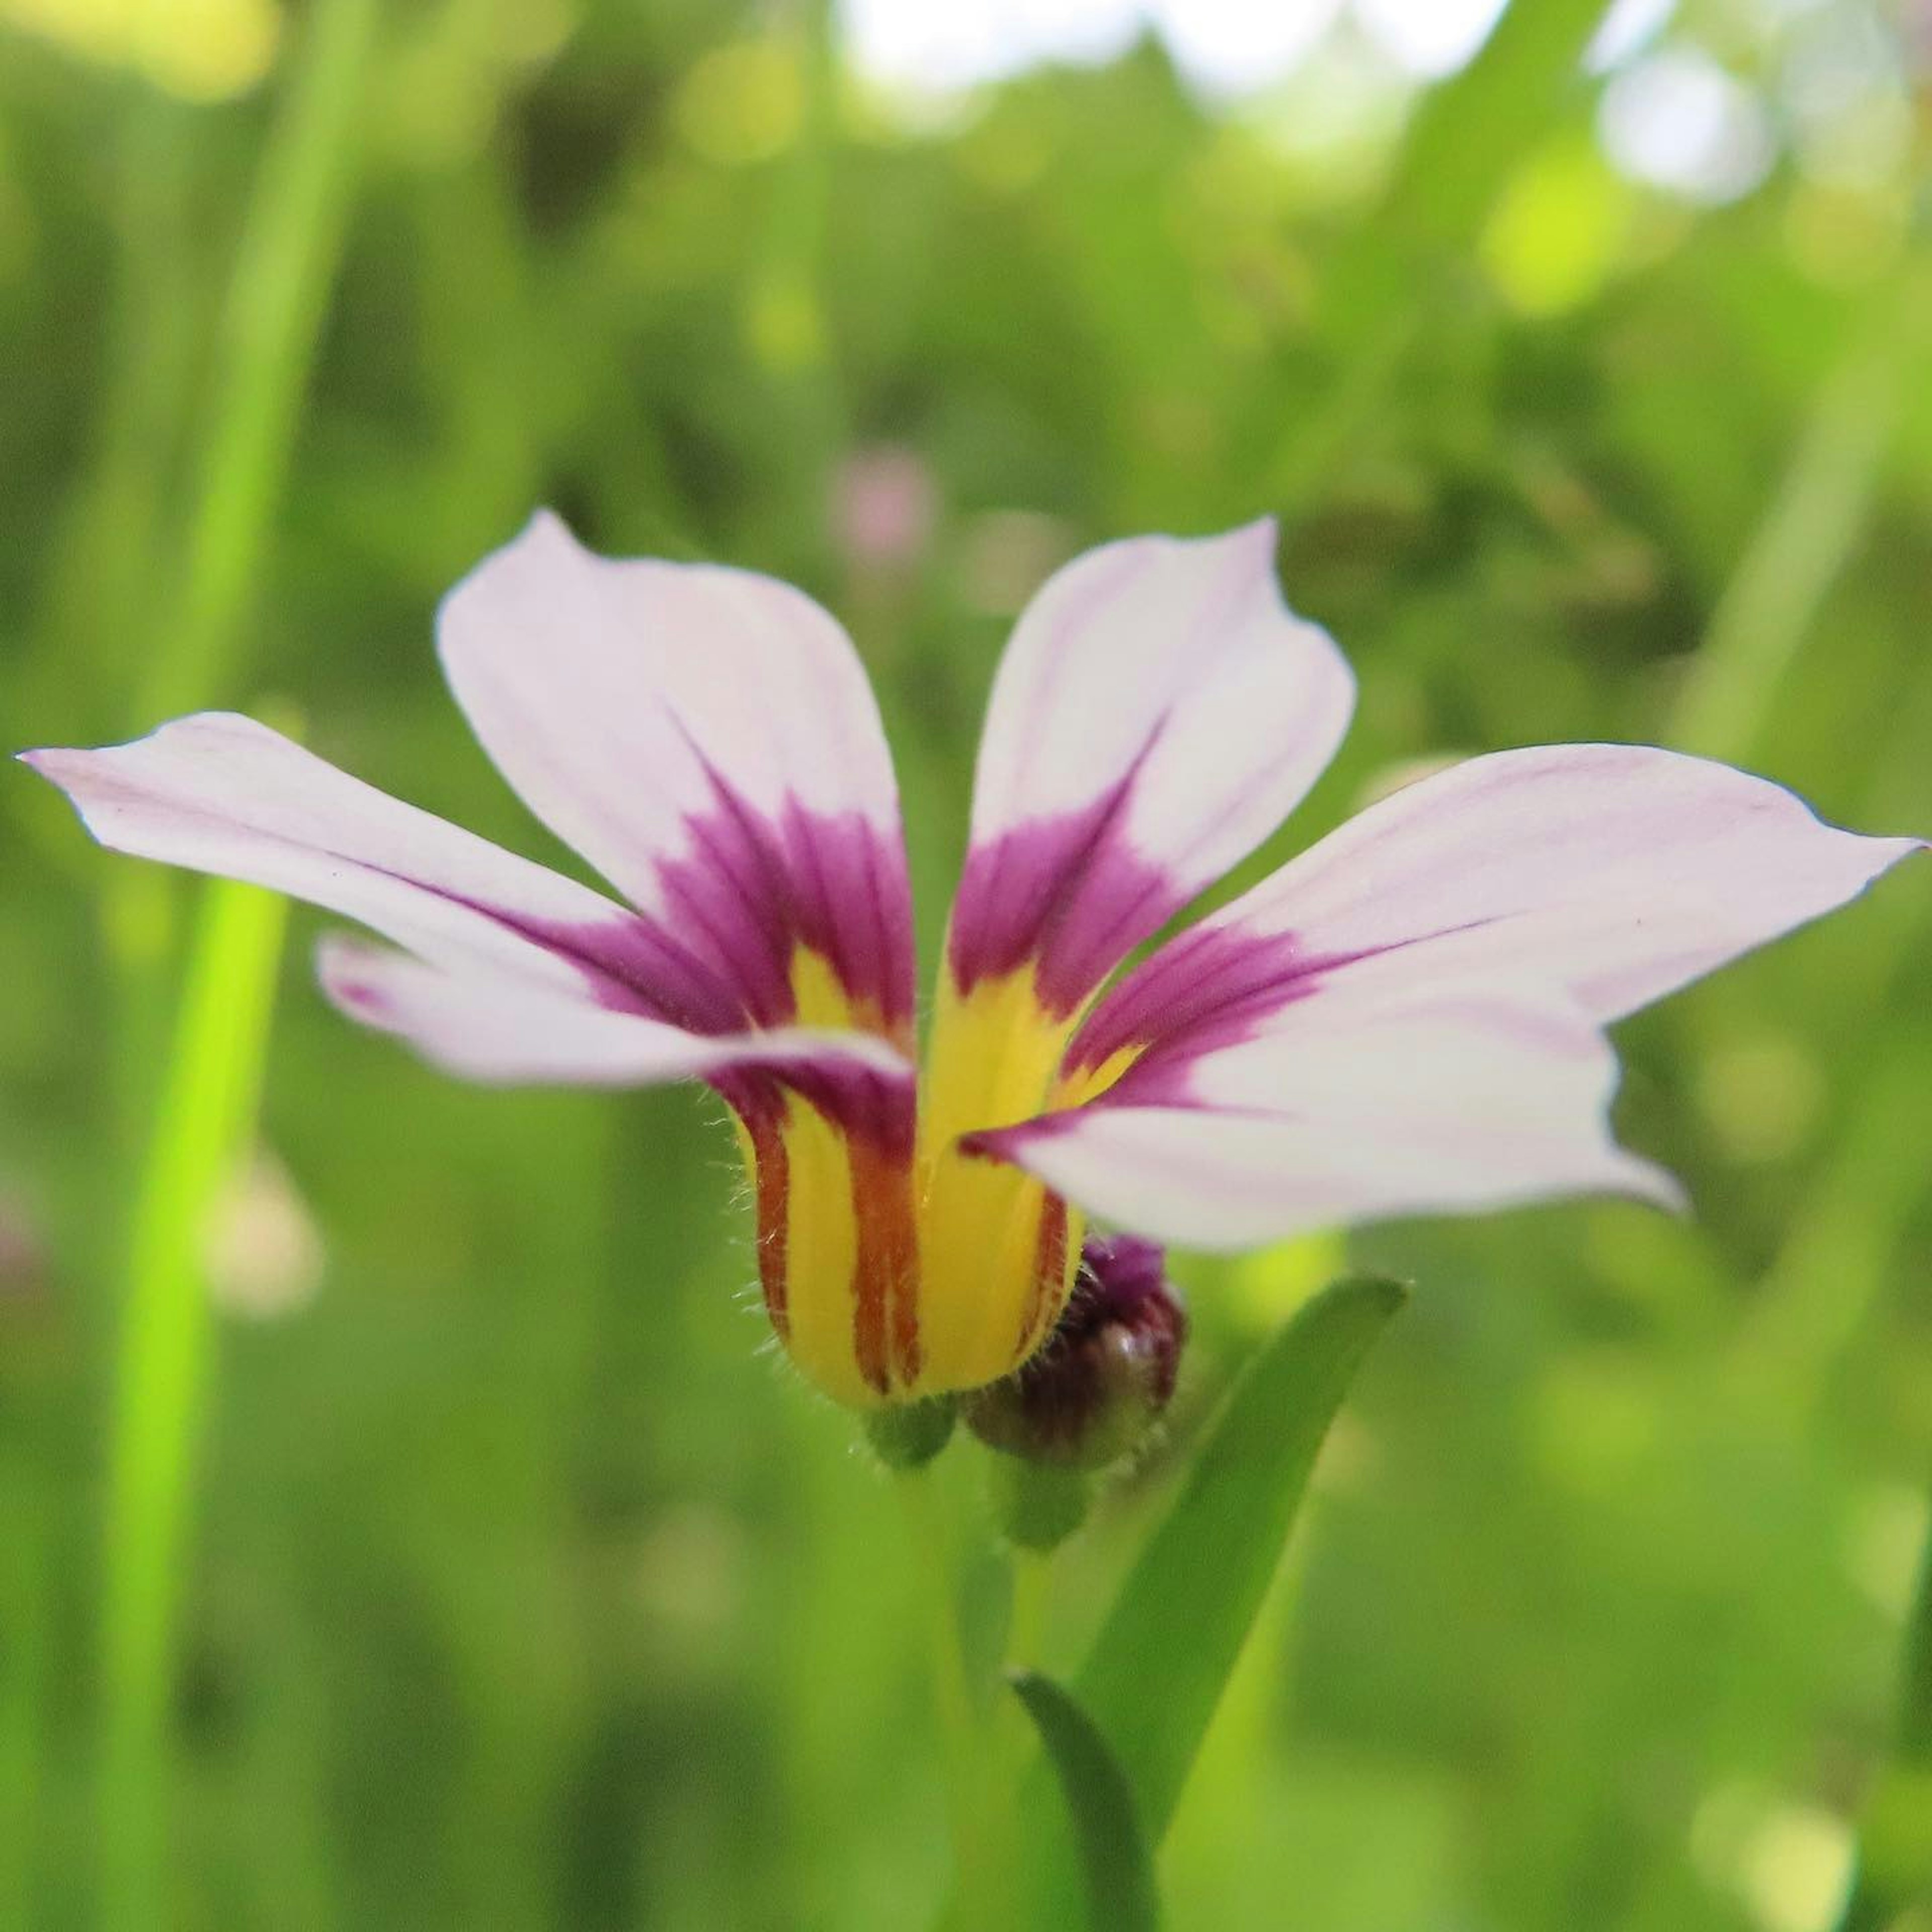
[1008,1550,1055,1676]
[896,1469,1013,1931]
[97,879,288,1930]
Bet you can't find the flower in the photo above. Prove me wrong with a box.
[23,515,1922,1408]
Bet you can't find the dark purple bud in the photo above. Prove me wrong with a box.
[967,1234,1188,1470]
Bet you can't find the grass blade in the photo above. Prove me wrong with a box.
[1011,1671,1159,1932]
[98,876,288,1929]
[1075,1274,1408,1839]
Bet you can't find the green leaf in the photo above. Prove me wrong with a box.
[100,874,290,1925]
[1076,1274,1408,1839]
[1836,1499,1932,1930]
[1010,1671,1159,1932]
[1383,0,1612,247]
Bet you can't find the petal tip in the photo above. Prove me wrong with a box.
[522,505,576,547]
[1617,1155,1690,1218]
[16,744,103,821]
[313,934,393,1020]
[957,1115,1068,1166]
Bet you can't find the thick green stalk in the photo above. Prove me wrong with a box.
[98,879,288,1929]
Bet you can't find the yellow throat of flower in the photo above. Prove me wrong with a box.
[732,948,1130,1410]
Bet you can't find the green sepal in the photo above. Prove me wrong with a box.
[989,1457,1094,1553]
[863,1395,957,1470]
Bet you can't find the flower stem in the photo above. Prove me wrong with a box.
[895,1467,1012,1931]
[1008,1549,1055,1676]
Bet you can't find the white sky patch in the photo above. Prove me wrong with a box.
[1598,48,1777,203]
[839,0,1525,98]
[1152,0,1342,96]
[1352,0,1508,78]
[1586,0,1678,72]
[838,0,1141,94]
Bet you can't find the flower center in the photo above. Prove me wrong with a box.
[731,952,1137,1408]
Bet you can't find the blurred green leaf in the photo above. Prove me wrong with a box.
[1838,1498,1932,1930]
[1385,0,1611,247]
[1010,1670,1158,1932]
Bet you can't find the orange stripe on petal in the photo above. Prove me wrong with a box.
[744,1105,791,1341]
[849,1137,920,1396]
[1015,1192,1070,1364]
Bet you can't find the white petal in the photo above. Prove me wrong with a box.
[948,522,1354,1013]
[978,974,1679,1250]
[438,512,916,1028]
[22,715,627,997]
[318,937,915,1111]
[1071,742,1923,1073]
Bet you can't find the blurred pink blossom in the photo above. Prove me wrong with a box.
[834,445,938,571]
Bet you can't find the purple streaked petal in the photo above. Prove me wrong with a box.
[946,784,1175,1016]
[949,522,1353,1012]
[1066,922,1313,1077]
[21,716,640,999]
[438,512,915,1029]
[1070,743,1924,1072]
[317,937,915,1143]
[972,978,1680,1251]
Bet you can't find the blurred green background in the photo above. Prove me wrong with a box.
[5,0,1932,1926]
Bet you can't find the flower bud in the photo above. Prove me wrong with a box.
[966,1234,1187,1471]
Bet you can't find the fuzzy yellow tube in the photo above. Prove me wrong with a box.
[732,950,1143,1406]
[914,970,1087,1395]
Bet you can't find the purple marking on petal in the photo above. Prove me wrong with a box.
[1065,923,1313,1075]
[947,779,1183,1017]
[1062,917,1500,1102]
[959,1112,1077,1162]
[636,743,916,1031]
[777,798,918,1026]
[379,778,916,1040]
[511,909,751,1032]
[519,784,916,1038]
[331,975,390,1019]
[715,1057,916,1161]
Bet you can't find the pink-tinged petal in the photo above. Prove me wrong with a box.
[947,522,1354,1015]
[1070,744,1924,1075]
[437,513,915,1033]
[974,975,1679,1251]
[317,937,915,1144]
[20,716,654,1002]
